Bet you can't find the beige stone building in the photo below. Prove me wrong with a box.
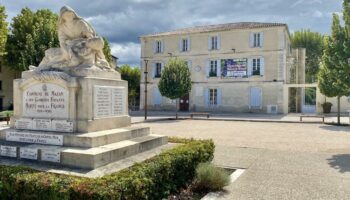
[139,22,345,114]
[0,63,16,111]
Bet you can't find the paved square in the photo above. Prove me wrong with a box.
[133,120,350,200]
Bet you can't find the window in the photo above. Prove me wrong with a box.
[155,40,162,53]
[210,36,218,50]
[155,63,162,78]
[0,80,2,91]
[209,89,218,105]
[254,33,261,47]
[209,60,217,77]
[182,38,188,52]
[252,58,261,75]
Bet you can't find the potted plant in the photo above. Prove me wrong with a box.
[322,102,332,113]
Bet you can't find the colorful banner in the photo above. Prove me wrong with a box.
[221,58,248,77]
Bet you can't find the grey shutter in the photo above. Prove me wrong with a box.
[187,37,191,51]
[217,35,221,50]
[260,57,265,76]
[208,36,211,50]
[260,32,264,47]
[217,88,222,106]
[249,33,254,47]
[206,60,210,77]
[247,58,252,76]
[250,87,262,107]
[161,40,164,53]
[204,88,209,107]
[179,38,183,52]
[217,59,221,77]
[151,62,156,78]
[153,41,157,53]
[187,60,192,71]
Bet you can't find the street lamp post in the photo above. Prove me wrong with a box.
[144,59,149,120]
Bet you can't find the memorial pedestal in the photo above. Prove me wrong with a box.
[0,69,168,169]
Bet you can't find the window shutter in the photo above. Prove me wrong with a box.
[161,62,165,73]
[206,60,210,77]
[247,58,252,76]
[153,41,157,53]
[204,88,209,107]
[161,40,164,53]
[217,88,222,106]
[260,32,264,47]
[151,62,156,78]
[187,37,191,51]
[260,57,265,76]
[208,36,211,50]
[153,88,162,105]
[217,59,221,77]
[249,33,254,47]
[179,38,183,52]
[217,35,221,50]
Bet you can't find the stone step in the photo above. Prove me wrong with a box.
[62,134,168,169]
[0,134,168,169]
[0,126,150,148]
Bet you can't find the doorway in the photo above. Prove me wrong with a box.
[179,94,189,111]
[302,87,316,113]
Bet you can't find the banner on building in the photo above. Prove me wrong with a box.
[221,58,248,77]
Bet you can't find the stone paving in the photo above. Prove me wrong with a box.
[133,120,350,200]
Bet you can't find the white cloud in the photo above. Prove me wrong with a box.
[312,10,323,18]
[110,42,140,66]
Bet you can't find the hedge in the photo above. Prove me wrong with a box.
[0,138,214,200]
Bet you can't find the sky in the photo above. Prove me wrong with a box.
[1,0,343,66]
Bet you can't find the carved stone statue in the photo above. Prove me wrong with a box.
[33,6,113,71]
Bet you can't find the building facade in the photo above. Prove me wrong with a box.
[0,63,16,111]
[140,22,305,114]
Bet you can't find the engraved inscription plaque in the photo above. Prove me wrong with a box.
[6,131,63,146]
[94,86,125,118]
[23,83,69,118]
[0,146,17,157]
[20,148,38,160]
[15,118,33,130]
[41,148,61,163]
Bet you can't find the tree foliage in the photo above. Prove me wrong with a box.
[6,8,59,71]
[0,6,8,57]
[291,29,324,83]
[119,64,141,108]
[103,37,113,65]
[158,58,192,100]
[319,0,350,123]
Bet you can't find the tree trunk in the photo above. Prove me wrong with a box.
[175,99,178,119]
[337,96,340,125]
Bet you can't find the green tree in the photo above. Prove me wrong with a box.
[318,12,350,124]
[6,8,59,71]
[103,37,113,65]
[119,64,141,109]
[158,58,192,119]
[0,6,8,57]
[291,29,324,83]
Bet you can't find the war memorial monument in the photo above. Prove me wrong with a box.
[0,6,167,170]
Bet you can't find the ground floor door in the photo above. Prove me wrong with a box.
[179,94,189,111]
[302,87,316,113]
[250,87,262,108]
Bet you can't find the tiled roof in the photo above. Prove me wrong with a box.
[141,22,287,37]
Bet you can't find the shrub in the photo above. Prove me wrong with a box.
[194,163,230,192]
[0,139,214,200]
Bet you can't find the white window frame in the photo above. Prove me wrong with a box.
[155,40,162,53]
[252,58,261,76]
[209,60,217,77]
[182,38,188,52]
[209,88,218,106]
[155,62,162,78]
[210,36,218,50]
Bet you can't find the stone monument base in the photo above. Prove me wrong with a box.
[0,126,167,169]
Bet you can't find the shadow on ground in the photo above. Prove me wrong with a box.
[327,154,350,173]
[319,125,350,132]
